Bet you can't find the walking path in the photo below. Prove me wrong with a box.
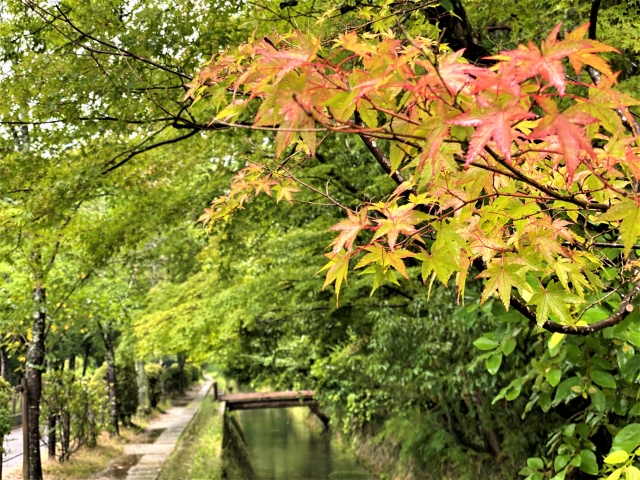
[2,427,47,469]
[96,379,213,480]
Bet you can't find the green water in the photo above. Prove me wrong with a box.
[230,407,372,480]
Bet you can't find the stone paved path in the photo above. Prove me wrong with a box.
[96,379,212,480]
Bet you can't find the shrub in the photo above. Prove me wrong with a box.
[161,364,183,395]
[187,364,201,384]
[116,358,138,425]
[42,369,108,460]
[0,378,12,457]
[144,363,163,408]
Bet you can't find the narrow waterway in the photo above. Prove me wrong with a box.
[225,407,371,480]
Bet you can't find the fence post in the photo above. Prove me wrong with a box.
[21,378,28,480]
[12,389,16,415]
[212,381,218,400]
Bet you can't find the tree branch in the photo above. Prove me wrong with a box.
[100,129,200,174]
[511,281,640,335]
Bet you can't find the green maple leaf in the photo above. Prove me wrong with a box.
[355,245,414,279]
[359,263,400,297]
[273,182,301,204]
[599,199,640,257]
[476,261,532,310]
[528,280,583,327]
[550,257,590,297]
[415,250,457,285]
[317,250,350,303]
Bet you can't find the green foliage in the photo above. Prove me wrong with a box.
[1,0,640,477]
[41,369,108,457]
[0,378,12,454]
[145,363,163,408]
[116,360,139,425]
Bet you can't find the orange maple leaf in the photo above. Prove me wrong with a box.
[372,204,421,250]
[329,209,370,254]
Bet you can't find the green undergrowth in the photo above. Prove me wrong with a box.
[159,396,223,480]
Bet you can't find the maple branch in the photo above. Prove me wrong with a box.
[484,147,609,212]
[359,134,411,187]
[100,129,200,175]
[562,241,640,250]
[512,280,640,335]
[355,113,416,195]
[280,166,349,210]
[589,0,601,41]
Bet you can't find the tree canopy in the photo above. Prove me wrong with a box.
[2,0,640,479]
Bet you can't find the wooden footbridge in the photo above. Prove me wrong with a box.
[218,390,316,410]
[213,384,329,427]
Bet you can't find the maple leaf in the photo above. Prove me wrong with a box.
[598,199,640,257]
[273,181,301,204]
[447,99,534,164]
[550,257,591,297]
[491,23,608,96]
[528,98,598,182]
[528,280,583,327]
[415,250,458,285]
[329,209,370,254]
[564,23,619,81]
[354,245,414,279]
[372,203,422,251]
[358,263,401,297]
[251,174,279,197]
[317,250,350,304]
[431,49,485,95]
[490,28,566,93]
[476,260,532,311]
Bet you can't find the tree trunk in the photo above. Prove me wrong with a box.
[1,346,6,379]
[47,414,56,461]
[99,326,119,436]
[61,409,70,462]
[81,342,90,377]
[135,359,150,416]
[26,281,46,480]
[68,354,75,372]
[177,353,186,393]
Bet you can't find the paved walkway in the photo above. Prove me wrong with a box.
[96,379,213,480]
[2,426,47,469]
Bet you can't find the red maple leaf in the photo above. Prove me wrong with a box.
[417,49,485,96]
[490,23,610,96]
[528,98,598,182]
[447,98,535,164]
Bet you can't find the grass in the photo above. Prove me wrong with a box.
[159,396,224,480]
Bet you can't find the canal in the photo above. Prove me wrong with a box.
[224,407,371,479]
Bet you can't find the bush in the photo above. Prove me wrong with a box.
[0,378,12,455]
[144,363,163,408]
[160,363,200,395]
[116,359,138,425]
[161,364,183,395]
[91,357,138,428]
[187,364,201,384]
[42,369,108,460]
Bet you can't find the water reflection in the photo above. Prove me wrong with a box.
[225,407,371,480]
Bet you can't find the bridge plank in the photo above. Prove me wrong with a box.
[219,390,315,405]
